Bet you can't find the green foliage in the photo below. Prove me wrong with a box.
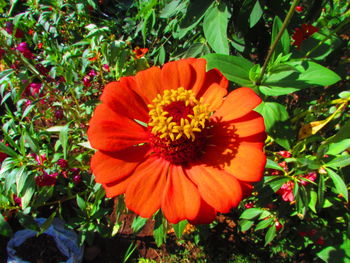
[0,0,349,262]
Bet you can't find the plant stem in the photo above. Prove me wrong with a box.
[255,0,300,86]
[305,17,350,58]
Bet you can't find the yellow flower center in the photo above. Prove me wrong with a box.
[148,87,210,141]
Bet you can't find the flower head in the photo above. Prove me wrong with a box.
[133,47,148,59]
[292,24,318,49]
[35,171,58,187]
[88,58,266,224]
[17,42,34,59]
[276,181,295,202]
[24,82,42,97]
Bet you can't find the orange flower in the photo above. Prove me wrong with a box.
[133,47,148,59]
[88,58,266,224]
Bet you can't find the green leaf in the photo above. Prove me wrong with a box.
[59,124,69,160]
[308,190,317,213]
[240,208,263,220]
[271,16,290,56]
[297,61,341,86]
[254,102,289,132]
[153,212,167,247]
[21,178,35,209]
[265,158,285,171]
[326,168,348,202]
[204,54,254,86]
[317,234,350,262]
[203,2,229,54]
[265,176,290,193]
[39,211,57,235]
[0,213,13,237]
[326,155,350,169]
[0,142,17,158]
[326,139,350,155]
[131,216,148,233]
[160,0,185,18]
[317,173,325,211]
[16,212,40,232]
[249,0,263,28]
[239,219,254,232]
[76,195,87,211]
[15,166,27,196]
[255,217,274,231]
[264,225,277,246]
[173,220,188,239]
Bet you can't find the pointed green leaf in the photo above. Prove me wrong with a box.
[203,3,229,54]
[249,0,263,28]
[204,54,254,86]
[0,213,13,237]
[326,168,348,202]
[264,225,277,246]
[173,220,188,239]
[240,208,263,220]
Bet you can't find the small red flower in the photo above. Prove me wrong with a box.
[133,47,148,59]
[28,29,34,35]
[55,109,64,120]
[244,202,254,209]
[276,181,295,202]
[277,150,292,158]
[17,42,34,59]
[275,221,283,231]
[299,172,317,186]
[103,64,110,72]
[35,171,58,187]
[316,236,325,245]
[88,58,266,224]
[57,158,68,168]
[13,195,22,206]
[295,6,304,12]
[37,42,43,49]
[24,82,42,97]
[292,24,319,49]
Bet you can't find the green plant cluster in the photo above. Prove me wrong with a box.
[0,0,349,262]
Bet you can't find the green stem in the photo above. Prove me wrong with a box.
[305,17,350,58]
[255,0,300,86]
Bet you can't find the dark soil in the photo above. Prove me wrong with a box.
[15,233,68,263]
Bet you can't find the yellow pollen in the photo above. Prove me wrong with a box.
[148,87,210,141]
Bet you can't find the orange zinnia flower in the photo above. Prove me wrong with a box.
[88,58,266,224]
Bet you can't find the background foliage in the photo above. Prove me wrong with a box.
[0,0,349,262]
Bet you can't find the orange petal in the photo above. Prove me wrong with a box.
[103,175,135,198]
[187,58,207,96]
[186,165,242,213]
[213,87,262,121]
[87,104,148,152]
[100,78,149,122]
[161,59,196,91]
[188,198,217,225]
[197,67,229,98]
[134,66,163,104]
[161,165,201,224]
[202,83,227,112]
[231,111,265,138]
[91,144,150,184]
[125,157,169,218]
[224,142,266,182]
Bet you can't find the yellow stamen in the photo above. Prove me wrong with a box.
[148,87,209,141]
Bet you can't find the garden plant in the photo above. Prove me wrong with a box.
[0,0,349,262]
